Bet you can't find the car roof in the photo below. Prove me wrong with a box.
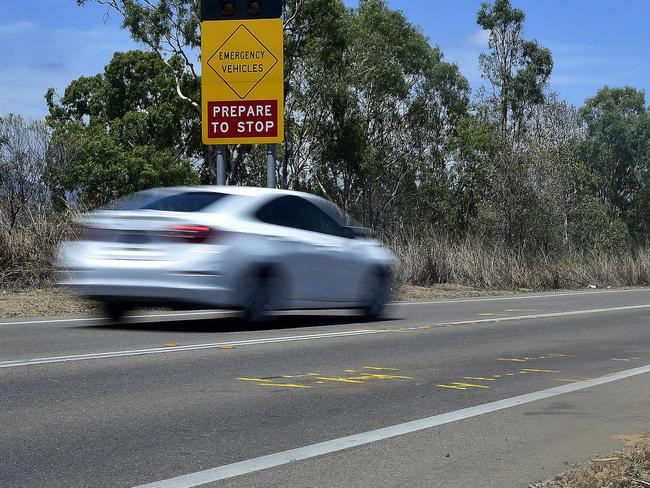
[163,185,322,201]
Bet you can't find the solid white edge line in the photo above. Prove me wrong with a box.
[0,310,232,326]
[1,287,647,326]
[132,363,650,488]
[396,287,650,305]
[2,303,650,369]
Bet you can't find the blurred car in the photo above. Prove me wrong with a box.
[57,186,395,322]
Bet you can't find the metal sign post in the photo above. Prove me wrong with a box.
[267,144,276,188]
[217,145,226,185]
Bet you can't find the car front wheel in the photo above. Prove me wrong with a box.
[362,270,391,320]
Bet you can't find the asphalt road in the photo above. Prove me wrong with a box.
[2,289,650,487]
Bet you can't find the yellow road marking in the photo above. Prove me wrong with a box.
[437,384,467,390]
[163,343,180,347]
[317,377,364,384]
[497,358,527,362]
[520,368,559,373]
[611,358,632,362]
[344,370,358,373]
[556,378,581,383]
[464,377,496,381]
[364,366,400,371]
[258,383,312,389]
[450,382,490,389]
[238,378,270,382]
[359,373,414,380]
[218,345,235,349]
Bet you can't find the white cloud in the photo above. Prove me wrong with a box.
[465,29,490,48]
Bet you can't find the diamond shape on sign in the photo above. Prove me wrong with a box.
[207,24,278,99]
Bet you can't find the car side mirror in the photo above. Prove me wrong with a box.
[344,226,373,239]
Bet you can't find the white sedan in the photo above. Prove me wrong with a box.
[57,186,395,321]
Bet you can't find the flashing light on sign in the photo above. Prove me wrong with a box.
[221,1,236,16]
[248,1,263,16]
[201,0,282,21]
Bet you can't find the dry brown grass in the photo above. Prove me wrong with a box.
[387,233,650,291]
[0,209,74,289]
[533,437,650,488]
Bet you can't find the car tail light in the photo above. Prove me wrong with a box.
[169,225,214,244]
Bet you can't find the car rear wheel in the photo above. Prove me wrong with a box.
[362,270,391,320]
[102,301,129,323]
[240,270,278,323]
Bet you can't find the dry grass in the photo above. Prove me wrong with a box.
[532,437,650,488]
[0,209,74,289]
[387,233,650,291]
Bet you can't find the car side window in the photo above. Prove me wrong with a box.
[256,196,348,238]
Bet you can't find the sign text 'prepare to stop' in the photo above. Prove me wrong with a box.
[207,100,278,139]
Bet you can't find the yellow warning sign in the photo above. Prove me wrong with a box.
[201,19,284,145]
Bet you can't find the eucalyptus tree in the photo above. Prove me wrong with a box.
[476,0,552,138]
[45,50,198,206]
[579,86,650,241]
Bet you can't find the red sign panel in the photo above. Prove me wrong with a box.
[207,100,278,139]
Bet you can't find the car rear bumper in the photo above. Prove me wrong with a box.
[59,263,237,308]
[63,277,232,308]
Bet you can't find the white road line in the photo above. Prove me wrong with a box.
[0,329,383,368]
[2,303,650,369]
[397,287,650,305]
[0,310,232,326]
[133,363,650,488]
[1,287,647,326]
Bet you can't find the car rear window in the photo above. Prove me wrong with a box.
[102,191,231,212]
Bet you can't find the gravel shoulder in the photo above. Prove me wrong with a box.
[0,284,616,320]
[0,284,524,319]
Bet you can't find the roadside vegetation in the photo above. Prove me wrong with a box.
[2,0,650,292]
[532,437,650,488]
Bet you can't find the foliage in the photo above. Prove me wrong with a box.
[477,0,553,137]
[284,0,469,230]
[3,0,650,290]
[0,115,50,230]
[45,50,198,206]
[578,86,650,242]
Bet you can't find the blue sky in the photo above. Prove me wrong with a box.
[1,0,649,119]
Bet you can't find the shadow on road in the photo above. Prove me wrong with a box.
[75,312,397,334]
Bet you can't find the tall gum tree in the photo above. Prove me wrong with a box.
[477,0,552,138]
